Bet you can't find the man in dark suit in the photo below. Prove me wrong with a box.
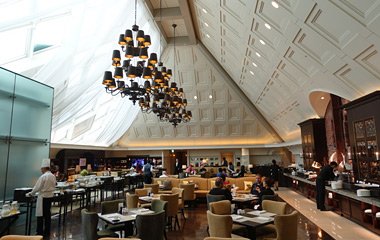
[316,161,338,211]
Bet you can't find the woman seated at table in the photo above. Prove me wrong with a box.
[208,177,232,201]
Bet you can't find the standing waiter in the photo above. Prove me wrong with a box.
[26,159,56,237]
[316,161,338,211]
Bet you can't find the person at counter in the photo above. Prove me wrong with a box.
[316,161,338,211]
[208,177,232,201]
[26,159,56,238]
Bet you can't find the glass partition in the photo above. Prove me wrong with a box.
[0,67,53,201]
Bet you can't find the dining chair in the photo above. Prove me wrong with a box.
[135,188,151,208]
[263,211,298,240]
[209,200,246,235]
[144,183,159,194]
[207,211,233,238]
[100,199,127,236]
[135,211,166,240]
[160,193,180,230]
[256,200,287,238]
[126,193,139,209]
[179,183,196,207]
[206,194,226,210]
[81,209,119,240]
[172,187,186,219]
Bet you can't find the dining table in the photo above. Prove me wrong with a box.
[231,209,276,240]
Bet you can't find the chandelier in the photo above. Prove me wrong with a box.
[138,24,192,127]
[101,0,191,126]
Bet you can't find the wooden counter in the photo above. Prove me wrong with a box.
[284,173,380,235]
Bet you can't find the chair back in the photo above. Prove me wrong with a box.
[179,183,196,201]
[151,199,168,213]
[144,183,159,194]
[209,200,231,215]
[160,193,179,218]
[101,199,125,214]
[207,211,232,238]
[0,236,43,240]
[135,188,150,197]
[262,200,286,215]
[262,194,278,201]
[274,211,298,240]
[172,187,184,208]
[136,211,166,240]
[81,209,99,240]
[126,193,139,209]
[206,194,226,210]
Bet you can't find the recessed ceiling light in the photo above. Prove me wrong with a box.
[259,39,266,45]
[206,34,210,38]
[252,62,257,67]
[194,96,198,99]
[209,95,213,99]
[320,96,325,100]
[255,52,261,57]
[204,22,209,27]
[202,8,208,13]
[264,23,271,29]
[271,1,279,8]
[250,71,254,75]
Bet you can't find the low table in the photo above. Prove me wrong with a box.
[98,208,155,224]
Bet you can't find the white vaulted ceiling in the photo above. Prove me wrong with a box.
[118,0,380,149]
[2,0,380,149]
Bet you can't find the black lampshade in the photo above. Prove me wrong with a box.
[112,60,121,67]
[125,46,134,59]
[166,69,172,77]
[144,80,151,90]
[149,53,158,64]
[118,34,126,45]
[131,81,139,89]
[112,50,121,61]
[136,30,145,42]
[102,71,113,85]
[114,67,123,79]
[139,47,148,59]
[154,71,163,83]
[144,35,151,47]
[127,66,137,78]
[108,78,116,89]
[124,29,133,41]
[142,67,152,79]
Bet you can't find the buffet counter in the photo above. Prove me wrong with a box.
[284,173,380,234]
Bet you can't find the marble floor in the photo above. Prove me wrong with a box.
[277,188,380,240]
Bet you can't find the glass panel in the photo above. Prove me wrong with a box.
[354,121,365,139]
[0,27,28,64]
[5,141,50,200]
[11,74,53,140]
[0,142,9,202]
[365,119,376,137]
[0,68,15,136]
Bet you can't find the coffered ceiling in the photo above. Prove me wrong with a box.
[117,0,380,149]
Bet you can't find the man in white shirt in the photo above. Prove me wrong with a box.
[26,159,56,237]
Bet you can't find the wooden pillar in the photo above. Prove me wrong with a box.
[331,94,345,163]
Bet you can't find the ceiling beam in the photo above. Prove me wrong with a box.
[198,42,284,143]
[153,7,182,21]
[178,0,197,45]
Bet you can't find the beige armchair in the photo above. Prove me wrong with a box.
[209,200,246,235]
[264,211,298,240]
[207,211,233,238]
[204,238,249,240]
[160,193,180,230]
[144,183,159,194]
[179,183,196,206]
[256,200,287,238]
[172,187,185,219]
[126,193,139,209]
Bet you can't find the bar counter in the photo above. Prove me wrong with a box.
[284,173,380,235]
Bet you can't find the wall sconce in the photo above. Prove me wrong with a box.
[376,151,379,160]
[182,165,187,170]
